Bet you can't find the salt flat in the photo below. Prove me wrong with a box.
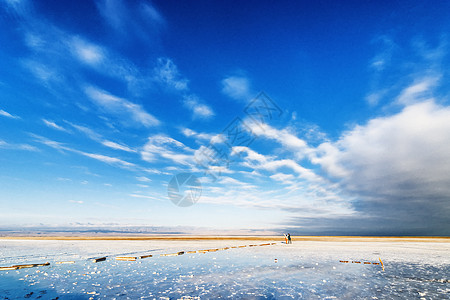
[0,238,449,299]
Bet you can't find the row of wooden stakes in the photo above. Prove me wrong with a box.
[113,242,277,262]
[339,257,385,271]
[0,262,50,271]
[0,242,277,270]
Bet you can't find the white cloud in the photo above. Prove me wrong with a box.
[67,122,135,153]
[246,120,312,160]
[270,173,296,185]
[369,35,396,72]
[183,95,214,119]
[396,76,440,105]
[67,36,140,89]
[221,76,251,101]
[69,200,84,204]
[32,134,136,169]
[16,8,143,95]
[181,128,196,137]
[101,140,136,153]
[232,146,269,163]
[199,181,350,218]
[139,2,164,25]
[180,128,218,142]
[365,89,388,106]
[310,142,348,178]
[218,176,257,189]
[143,168,165,175]
[42,119,67,132]
[0,109,20,119]
[141,134,194,166]
[57,177,72,182]
[85,86,160,127]
[136,176,151,182]
[96,0,125,30]
[0,139,38,151]
[81,152,135,169]
[96,0,164,35]
[232,146,322,182]
[153,58,188,91]
[30,134,69,151]
[315,100,450,185]
[23,60,61,83]
[309,100,450,232]
[129,194,161,201]
[67,122,102,140]
[70,36,104,66]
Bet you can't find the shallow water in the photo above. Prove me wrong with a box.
[0,240,449,299]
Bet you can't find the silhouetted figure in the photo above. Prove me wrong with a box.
[287,233,292,244]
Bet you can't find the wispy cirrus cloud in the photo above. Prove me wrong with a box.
[183,95,214,119]
[221,75,252,101]
[66,36,142,91]
[369,35,396,72]
[101,140,136,153]
[395,75,440,105]
[69,200,84,204]
[365,36,446,107]
[31,134,136,169]
[269,173,296,186]
[84,85,160,127]
[0,109,20,119]
[136,176,151,182]
[141,134,194,166]
[6,0,146,100]
[180,127,222,143]
[152,58,215,119]
[30,134,69,152]
[66,122,102,140]
[245,120,312,160]
[81,152,135,168]
[129,193,162,201]
[96,0,165,37]
[0,140,38,151]
[42,119,68,132]
[232,146,323,183]
[153,58,188,91]
[66,121,136,153]
[70,36,105,66]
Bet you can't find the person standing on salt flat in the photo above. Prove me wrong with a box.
[287,233,292,244]
[284,234,288,244]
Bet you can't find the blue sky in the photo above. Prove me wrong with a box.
[1,0,450,235]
